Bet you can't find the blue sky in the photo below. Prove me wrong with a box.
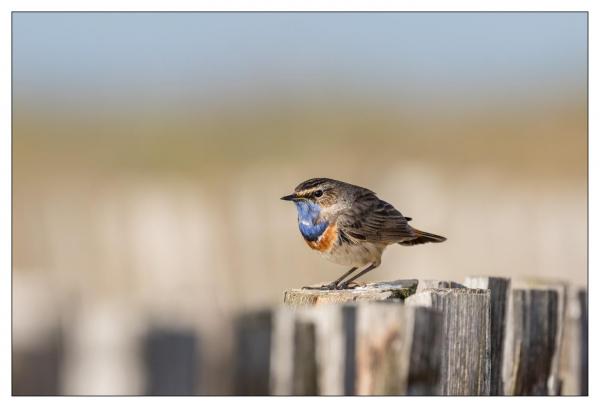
[13,12,587,109]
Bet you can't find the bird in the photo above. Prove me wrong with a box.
[281,177,446,290]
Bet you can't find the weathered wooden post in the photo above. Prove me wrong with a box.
[502,287,560,395]
[579,289,588,395]
[464,276,511,395]
[546,282,568,396]
[355,303,442,395]
[559,287,588,395]
[291,320,319,395]
[143,328,200,395]
[233,310,273,395]
[270,305,352,395]
[405,287,491,395]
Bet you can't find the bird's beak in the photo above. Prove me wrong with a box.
[280,193,298,201]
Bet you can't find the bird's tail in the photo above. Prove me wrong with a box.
[399,228,446,246]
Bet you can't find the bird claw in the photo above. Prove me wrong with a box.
[336,281,361,290]
[302,281,364,291]
[302,283,337,291]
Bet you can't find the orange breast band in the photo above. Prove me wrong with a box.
[305,223,338,252]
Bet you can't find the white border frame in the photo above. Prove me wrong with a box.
[1,1,595,406]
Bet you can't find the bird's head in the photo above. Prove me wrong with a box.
[281,177,337,204]
[281,178,363,223]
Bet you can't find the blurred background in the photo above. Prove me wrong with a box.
[12,12,587,395]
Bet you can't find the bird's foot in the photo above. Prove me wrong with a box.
[302,282,338,291]
[336,281,362,290]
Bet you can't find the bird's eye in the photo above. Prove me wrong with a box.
[314,190,323,198]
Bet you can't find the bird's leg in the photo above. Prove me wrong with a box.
[329,267,358,289]
[302,267,357,291]
[336,263,379,289]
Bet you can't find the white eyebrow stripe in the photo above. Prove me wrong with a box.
[297,187,325,197]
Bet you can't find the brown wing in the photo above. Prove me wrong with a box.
[337,194,416,244]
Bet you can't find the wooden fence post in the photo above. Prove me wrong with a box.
[292,320,318,395]
[502,288,559,395]
[405,288,491,395]
[233,310,273,395]
[559,287,588,395]
[579,290,588,395]
[270,305,351,395]
[355,303,442,395]
[464,276,510,395]
[143,328,199,395]
[547,282,568,395]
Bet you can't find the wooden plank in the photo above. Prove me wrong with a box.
[292,320,318,395]
[143,328,199,395]
[464,276,510,395]
[579,289,588,396]
[559,287,588,395]
[502,288,559,395]
[406,288,491,395]
[269,308,294,395]
[505,280,568,395]
[233,310,272,395]
[354,303,410,395]
[547,282,568,395]
[270,305,351,395]
[342,306,357,395]
[12,328,63,396]
[355,303,442,395]
[283,280,418,306]
[406,307,444,395]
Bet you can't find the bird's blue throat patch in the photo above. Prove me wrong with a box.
[294,200,329,242]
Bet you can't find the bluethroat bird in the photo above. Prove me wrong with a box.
[281,178,446,290]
